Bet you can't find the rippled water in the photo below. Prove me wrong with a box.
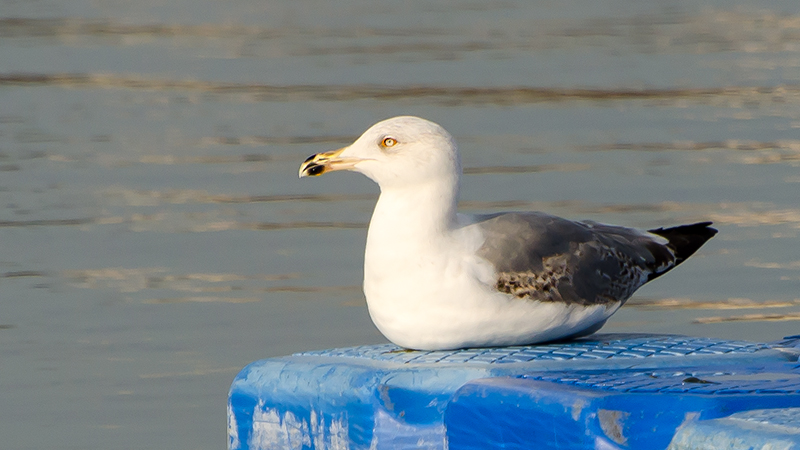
[2,1,800,449]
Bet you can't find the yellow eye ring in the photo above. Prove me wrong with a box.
[381,137,398,148]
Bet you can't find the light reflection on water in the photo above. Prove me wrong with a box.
[1,1,800,449]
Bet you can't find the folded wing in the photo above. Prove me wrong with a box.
[473,212,717,306]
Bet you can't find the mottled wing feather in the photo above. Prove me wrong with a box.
[474,212,676,306]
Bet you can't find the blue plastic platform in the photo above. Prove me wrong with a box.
[668,408,800,450]
[228,334,800,450]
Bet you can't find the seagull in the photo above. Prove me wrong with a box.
[299,116,717,350]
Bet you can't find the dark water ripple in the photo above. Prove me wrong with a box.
[2,73,799,105]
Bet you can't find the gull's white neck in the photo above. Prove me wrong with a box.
[362,176,462,334]
[367,178,459,246]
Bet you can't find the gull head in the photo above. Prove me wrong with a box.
[299,116,461,189]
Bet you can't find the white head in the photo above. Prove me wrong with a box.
[299,116,461,190]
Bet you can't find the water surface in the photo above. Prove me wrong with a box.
[1,1,800,449]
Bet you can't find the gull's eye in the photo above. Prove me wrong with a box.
[381,137,398,148]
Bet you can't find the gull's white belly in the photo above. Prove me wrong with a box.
[363,245,619,350]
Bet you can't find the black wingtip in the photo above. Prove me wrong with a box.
[647,221,718,265]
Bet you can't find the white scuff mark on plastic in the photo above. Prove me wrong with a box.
[310,408,350,450]
[328,414,350,450]
[311,410,324,449]
[249,402,350,450]
[369,409,445,450]
[228,403,240,450]
[594,436,625,450]
[572,399,587,421]
[249,402,311,450]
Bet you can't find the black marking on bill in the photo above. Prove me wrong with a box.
[306,164,326,176]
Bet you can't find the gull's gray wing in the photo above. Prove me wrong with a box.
[473,212,716,306]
